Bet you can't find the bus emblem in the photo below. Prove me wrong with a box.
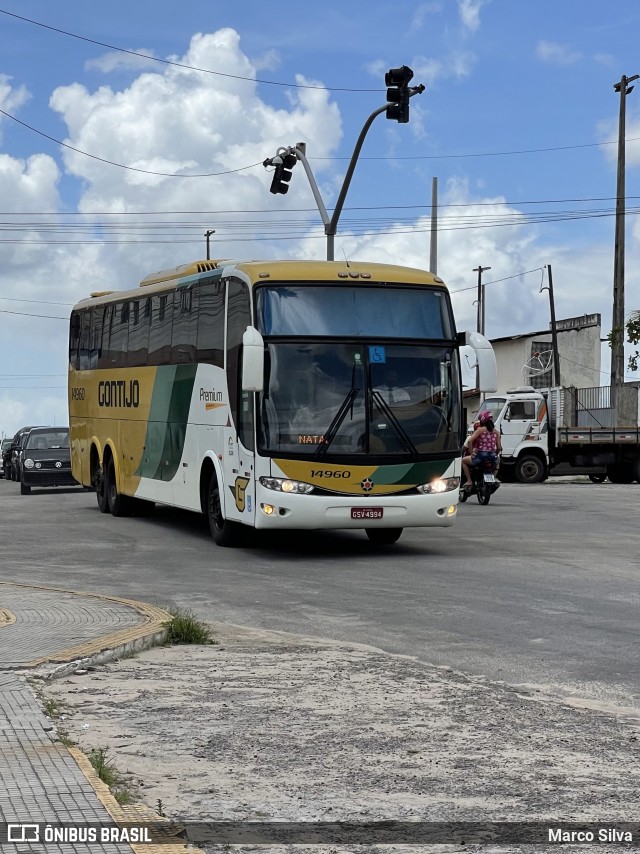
[361,478,374,492]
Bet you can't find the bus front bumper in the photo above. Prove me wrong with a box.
[253,487,458,530]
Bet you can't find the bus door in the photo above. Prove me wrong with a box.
[223,279,256,527]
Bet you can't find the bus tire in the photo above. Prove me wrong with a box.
[588,473,607,484]
[515,454,546,483]
[207,472,239,546]
[95,463,110,513]
[365,528,403,545]
[106,457,132,517]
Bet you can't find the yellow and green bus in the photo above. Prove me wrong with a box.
[68,259,496,546]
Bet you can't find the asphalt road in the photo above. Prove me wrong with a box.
[1,477,639,713]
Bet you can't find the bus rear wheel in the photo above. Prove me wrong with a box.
[106,457,132,517]
[95,463,110,513]
[207,472,240,547]
[365,528,403,545]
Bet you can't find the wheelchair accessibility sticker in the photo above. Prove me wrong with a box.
[369,345,386,364]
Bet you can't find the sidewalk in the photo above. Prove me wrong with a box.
[0,581,184,853]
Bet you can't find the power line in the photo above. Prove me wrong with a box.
[4,101,640,179]
[450,268,545,294]
[0,109,264,178]
[0,8,378,93]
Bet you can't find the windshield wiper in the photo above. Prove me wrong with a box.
[370,390,419,458]
[315,387,360,458]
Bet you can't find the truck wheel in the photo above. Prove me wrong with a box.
[515,455,546,484]
[607,464,634,484]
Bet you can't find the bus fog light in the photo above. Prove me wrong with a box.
[417,477,459,494]
[447,504,457,515]
[261,503,276,515]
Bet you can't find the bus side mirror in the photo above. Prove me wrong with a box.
[460,330,497,392]
[242,326,264,392]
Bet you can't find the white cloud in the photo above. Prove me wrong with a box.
[0,75,31,140]
[536,40,581,65]
[409,3,442,33]
[85,50,159,74]
[457,0,488,32]
[593,52,615,67]
[597,113,640,169]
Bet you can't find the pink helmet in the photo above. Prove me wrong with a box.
[478,410,492,425]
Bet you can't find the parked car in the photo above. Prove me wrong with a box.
[19,427,77,495]
[5,427,37,481]
[0,438,12,475]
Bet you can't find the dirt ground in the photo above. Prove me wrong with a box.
[44,623,640,852]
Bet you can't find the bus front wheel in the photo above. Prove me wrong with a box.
[365,528,403,545]
[207,472,240,547]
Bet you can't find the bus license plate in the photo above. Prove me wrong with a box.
[483,474,496,483]
[351,507,384,520]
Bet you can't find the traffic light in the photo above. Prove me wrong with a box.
[385,65,414,123]
[269,152,297,194]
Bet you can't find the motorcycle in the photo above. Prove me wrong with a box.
[459,453,500,505]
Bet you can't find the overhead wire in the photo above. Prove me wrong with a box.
[0,8,379,92]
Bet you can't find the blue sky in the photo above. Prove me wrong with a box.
[1,0,639,436]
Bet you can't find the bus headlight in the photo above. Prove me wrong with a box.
[260,476,314,495]
[24,458,35,469]
[417,476,459,494]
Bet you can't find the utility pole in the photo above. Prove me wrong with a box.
[545,264,561,387]
[473,265,491,337]
[204,229,215,260]
[611,73,638,409]
[429,177,438,274]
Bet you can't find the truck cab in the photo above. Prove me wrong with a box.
[475,388,549,483]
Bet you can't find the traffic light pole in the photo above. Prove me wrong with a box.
[303,87,424,261]
[324,103,388,261]
[264,67,424,261]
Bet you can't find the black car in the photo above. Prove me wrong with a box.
[19,427,77,495]
[4,426,37,481]
[0,437,12,476]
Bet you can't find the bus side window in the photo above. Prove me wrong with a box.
[69,312,81,369]
[148,292,173,365]
[227,278,252,447]
[99,305,113,369]
[89,307,104,369]
[171,286,198,364]
[79,310,91,370]
[128,298,149,367]
[107,301,130,367]
[196,279,225,367]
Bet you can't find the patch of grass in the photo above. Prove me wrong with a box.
[87,747,136,804]
[42,696,64,719]
[165,608,216,645]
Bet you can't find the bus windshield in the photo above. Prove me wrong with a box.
[256,284,453,339]
[258,341,460,458]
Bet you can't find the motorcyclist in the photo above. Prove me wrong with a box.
[462,410,502,491]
